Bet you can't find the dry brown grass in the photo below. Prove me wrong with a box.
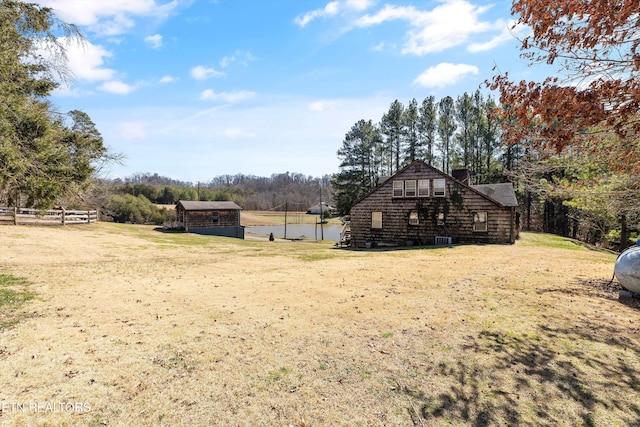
[0,223,638,426]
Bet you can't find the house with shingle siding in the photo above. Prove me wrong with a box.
[349,160,518,248]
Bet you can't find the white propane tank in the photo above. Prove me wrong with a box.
[615,245,640,294]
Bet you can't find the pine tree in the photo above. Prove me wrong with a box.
[0,0,116,209]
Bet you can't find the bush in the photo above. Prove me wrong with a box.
[105,194,175,225]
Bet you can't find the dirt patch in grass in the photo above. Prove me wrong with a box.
[0,223,638,426]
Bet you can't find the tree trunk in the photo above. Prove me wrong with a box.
[619,214,628,252]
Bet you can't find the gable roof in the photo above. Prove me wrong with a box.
[351,159,518,208]
[177,201,242,211]
[471,183,519,207]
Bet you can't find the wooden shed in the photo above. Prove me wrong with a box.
[349,160,518,248]
[175,200,244,238]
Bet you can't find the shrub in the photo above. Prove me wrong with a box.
[105,194,175,225]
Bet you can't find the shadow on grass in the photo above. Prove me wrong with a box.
[398,279,640,426]
[538,277,640,310]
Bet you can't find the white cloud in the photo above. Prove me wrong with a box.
[220,55,235,68]
[220,50,256,68]
[33,0,178,36]
[118,121,147,139]
[413,63,479,89]
[295,1,339,27]
[468,19,523,53]
[199,89,256,103]
[98,80,136,94]
[356,0,493,55]
[145,34,163,49]
[294,0,375,27]
[345,0,374,12]
[190,65,225,80]
[58,37,115,82]
[308,100,337,111]
[159,75,177,84]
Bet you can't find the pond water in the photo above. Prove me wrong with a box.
[245,223,342,242]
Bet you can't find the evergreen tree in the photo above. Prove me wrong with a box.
[0,0,115,209]
[380,100,404,175]
[454,92,474,170]
[402,98,421,165]
[331,120,381,216]
[418,96,437,166]
[437,96,456,173]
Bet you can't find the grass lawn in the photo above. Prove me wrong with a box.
[0,222,638,426]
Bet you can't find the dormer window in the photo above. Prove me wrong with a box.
[418,180,429,197]
[393,179,425,198]
[404,180,416,197]
[433,179,446,197]
[393,181,403,197]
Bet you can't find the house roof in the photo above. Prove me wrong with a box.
[351,160,518,209]
[177,200,242,211]
[471,183,519,207]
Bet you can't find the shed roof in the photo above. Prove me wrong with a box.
[471,183,519,207]
[177,201,242,211]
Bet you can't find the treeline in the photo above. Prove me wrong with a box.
[109,172,331,210]
[332,91,507,215]
[95,172,333,225]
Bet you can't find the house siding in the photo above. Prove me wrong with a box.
[175,201,244,238]
[178,208,240,229]
[350,161,516,248]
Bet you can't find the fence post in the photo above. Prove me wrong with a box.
[61,208,66,226]
[13,207,17,225]
[87,210,91,224]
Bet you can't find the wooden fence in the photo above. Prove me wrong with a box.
[0,207,98,226]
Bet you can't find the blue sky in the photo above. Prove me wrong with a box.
[35,0,547,183]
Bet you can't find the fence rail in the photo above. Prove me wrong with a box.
[0,207,98,226]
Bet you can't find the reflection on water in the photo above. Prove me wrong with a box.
[245,224,342,241]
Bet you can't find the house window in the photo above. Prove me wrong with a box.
[393,181,404,198]
[404,180,416,197]
[437,212,445,226]
[418,179,429,197]
[473,212,488,232]
[371,211,382,229]
[434,179,446,197]
[212,212,219,223]
[409,211,419,225]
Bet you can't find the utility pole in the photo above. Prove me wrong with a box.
[319,184,324,240]
[284,200,288,240]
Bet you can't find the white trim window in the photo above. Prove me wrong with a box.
[473,212,488,232]
[404,180,417,197]
[418,179,430,197]
[433,179,446,197]
[371,211,383,229]
[409,211,419,225]
[393,181,404,198]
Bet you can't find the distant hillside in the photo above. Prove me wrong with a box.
[103,171,334,212]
